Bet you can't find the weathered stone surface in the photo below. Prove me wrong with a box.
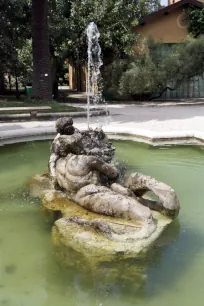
[56,117,73,134]
[56,154,118,192]
[42,189,172,262]
[52,215,169,262]
[73,184,154,224]
[42,189,68,212]
[49,131,84,181]
[40,117,180,260]
[124,172,180,217]
[81,128,115,163]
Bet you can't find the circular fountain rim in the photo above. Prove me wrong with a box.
[0,125,204,146]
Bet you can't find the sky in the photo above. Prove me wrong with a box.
[160,0,168,5]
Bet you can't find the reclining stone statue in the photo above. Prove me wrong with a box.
[47,117,180,246]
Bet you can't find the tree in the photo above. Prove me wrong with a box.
[17,40,33,86]
[0,0,31,95]
[0,0,161,98]
[31,0,52,100]
[46,0,160,94]
[118,36,204,100]
[188,5,204,37]
[47,0,158,92]
[67,0,160,64]
[48,0,72,98]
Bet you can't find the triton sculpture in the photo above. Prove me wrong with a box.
[37,117,180,261]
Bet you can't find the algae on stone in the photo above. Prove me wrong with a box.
[42,189,172,263]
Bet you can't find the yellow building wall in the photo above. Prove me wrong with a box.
[68,62,87,92]
[68,63,76,90]
[136,7,189,43]
[81,66,87,92]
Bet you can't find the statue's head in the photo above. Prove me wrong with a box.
[55,118,115,161]
[56,117,75,135]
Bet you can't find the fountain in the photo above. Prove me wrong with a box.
[0,22,203,306]
[32,116,180,262]
[32,23,180,262]
[86,22,103,129]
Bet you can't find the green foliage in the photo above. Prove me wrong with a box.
[118,36,204,100]
[188,5,204,37]
[66,0,160,63]
[0,0,31,73]
[0,0,160,94]
[49,0,71,56]
[48,0,160,93]
[17,40,33,85]
[103,59,132,99]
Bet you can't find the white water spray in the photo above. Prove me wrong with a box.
[86,22,103,129]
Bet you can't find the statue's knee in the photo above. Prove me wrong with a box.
[140,208,153,223]
[130,204,153,223]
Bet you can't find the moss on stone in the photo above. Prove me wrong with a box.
[41,188,172,263]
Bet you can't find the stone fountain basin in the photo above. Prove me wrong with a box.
[40,186,172,263]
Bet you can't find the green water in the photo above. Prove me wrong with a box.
[0,140,204,306]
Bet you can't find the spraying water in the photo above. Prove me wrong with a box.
[86,22,103,129]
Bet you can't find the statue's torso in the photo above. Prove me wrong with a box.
[56,154,101,193]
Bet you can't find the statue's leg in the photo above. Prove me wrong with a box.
[48,153,59,188]
[124,173,180,218]
[49,133,61,181]
[74,184,154,225]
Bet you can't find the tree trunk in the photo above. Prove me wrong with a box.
[8,75,12,93]
[15,74,20,100]
[31,0,52,100]
[76,65,82,92]
[0,74,5,95]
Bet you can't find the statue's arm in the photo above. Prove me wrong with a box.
[49,134,61,179]
[90,157,118,179]
[49,132,83,179]
[49,153,58,178]
[125,172,180,217]
[110,183,135,197]
[58,132,83,155]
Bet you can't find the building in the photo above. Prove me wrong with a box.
[68,62,87,93]
[69,0,204,98]
[135,0,204,99]
[136,0,203,44]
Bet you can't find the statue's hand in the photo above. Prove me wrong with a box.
[90,157,118,180]
[110,183,135,197]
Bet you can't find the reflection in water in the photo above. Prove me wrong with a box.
[53,219,181,304]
